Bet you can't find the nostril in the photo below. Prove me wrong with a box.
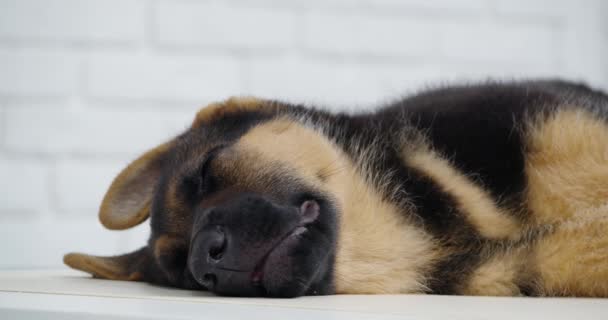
[209,243,224,260]
[208,226,226,261]
[202,273,217,290]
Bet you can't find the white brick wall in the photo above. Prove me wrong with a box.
[0,0,145,44]
[439,21,558,64]
[85,54,244,103]
[303,13,439,57]
[0,49,79,97]
[0,0,606,269]
[0,158,50,214]
[5,105,191,154]
[155,1,297,50]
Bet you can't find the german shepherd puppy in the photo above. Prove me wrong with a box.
[65,80,608,298]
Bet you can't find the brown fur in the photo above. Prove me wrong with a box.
[99,141,171,230]
[154,235,183,260]
[192,96,273,128]
[63,252,144,281]
[525,109,608,296]
[463,247,528,296]
[526,109,608,225]
[237,119,441,294]
[534,206,608,297]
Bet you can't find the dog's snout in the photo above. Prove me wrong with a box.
[188,193,309,296]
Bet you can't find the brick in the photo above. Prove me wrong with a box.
[228,0,357,9]
[0,49,78,97]
[248,57,444,107]
[5,105,193,155]
[359,0,488,12]
[561,1,606,89]
[232,0,486,12]
[303,13,438,57]
[0,107,4,145]
[0,158,50,213]
[493,0,570,19]
[85,54,242,103]
[0,0,144,43]
[604,2,608,36]
[54,159,125,214]
[439,22,558,65]
[154,1,296,49]
[604,39,608,90]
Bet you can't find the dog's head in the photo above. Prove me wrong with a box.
[64,97,342,297]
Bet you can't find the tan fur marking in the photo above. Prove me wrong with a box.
[237,118,441,294]
[526,109,608,225]
[154,235,180,259]
[99,141,171,230]
[463,248,527,296]
[526,108,608,296]
[63,253,143,281]
[406,149,521,240]
[535,205,608,297]
[192,96,272,128]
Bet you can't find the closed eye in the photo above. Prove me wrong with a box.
[197,145,224,195]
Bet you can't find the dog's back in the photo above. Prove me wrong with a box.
[334,80,608,296]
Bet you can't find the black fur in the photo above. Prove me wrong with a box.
[97,79,608,297]
[278,79,608,294]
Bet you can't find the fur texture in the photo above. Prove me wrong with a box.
[65,79,608,297]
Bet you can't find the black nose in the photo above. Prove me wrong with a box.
[189,225,259,295]
[189,194,300,296]
[188,225,225,289]
[195,226,225,291]
[190,225,226,268]
[205,225,226,261]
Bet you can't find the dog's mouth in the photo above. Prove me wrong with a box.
[251,200,320,295]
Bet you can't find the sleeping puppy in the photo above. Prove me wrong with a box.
[65,80,608,297]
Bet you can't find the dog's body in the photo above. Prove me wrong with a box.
[66,80,608,297]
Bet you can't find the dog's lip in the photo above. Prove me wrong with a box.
[251,226,308,291]
[251,200,320,292]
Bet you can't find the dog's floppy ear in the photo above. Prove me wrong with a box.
[64,248,151,281]
[99,141,172,230]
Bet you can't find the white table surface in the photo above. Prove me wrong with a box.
[0,270,607,319]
